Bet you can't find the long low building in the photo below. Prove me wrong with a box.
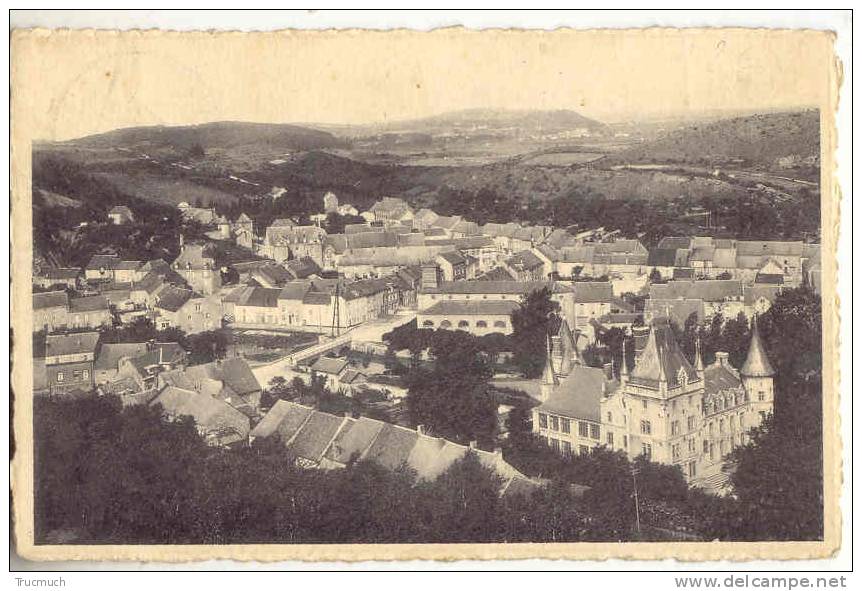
[250,400,537,495]
[417,300,519,335]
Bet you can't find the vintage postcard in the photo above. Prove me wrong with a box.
[10,24,842,564]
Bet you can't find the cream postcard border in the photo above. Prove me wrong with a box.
[9,27,842,562]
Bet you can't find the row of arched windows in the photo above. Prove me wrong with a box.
[421,318,508,329]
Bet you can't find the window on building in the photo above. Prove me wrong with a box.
[623,435,628,449]
[56,372,64,383]
[560,418,570,434]
[607,432,614,446]
[579,445,590,456]
[641,443,652,459]
[703,440,709,453]
[642,399,648,410]
[640,420,651,435]
[688,438,695,453]
[708,422,714,435]
[606,411,612,422]
[440,320,452,328]
[561,441,572,456]
[589,423,600,439]
[550,438,560,453]
[671,420,680,436]
[758,391,766,401]
[476,320,487,328]
[494,320,506,328]
[578,421,589,437]
[720,418,725,433]
[550,416,559,431]
[538,413,548,429]
[687,416,695,431]
[688,461,697,478]
[672,444,680,460]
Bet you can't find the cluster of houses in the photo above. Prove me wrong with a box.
[32,192,818,495]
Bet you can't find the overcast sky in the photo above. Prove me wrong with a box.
[12,27,835,141]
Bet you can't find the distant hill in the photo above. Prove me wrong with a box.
[67,121,344,153]
[604,110,820,171]
[356,108,609,135]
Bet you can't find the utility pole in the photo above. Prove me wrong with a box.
[631,466,642,537]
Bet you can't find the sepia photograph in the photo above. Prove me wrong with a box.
[8,11,848,569]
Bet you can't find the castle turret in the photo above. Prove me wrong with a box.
[540,334,558,402]
[741,315,775,415]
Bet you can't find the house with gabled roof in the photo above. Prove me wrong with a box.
[33,267,81,290]
[152,286,222,334]
[172,243,221,295]
[150,385,250,447]
[159,356,262,415]
[252,400,538,496]
[44,332,100,394]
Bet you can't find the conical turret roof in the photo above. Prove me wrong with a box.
[629,320,698,391]
[541,334,558,386]
[741,318,775,377]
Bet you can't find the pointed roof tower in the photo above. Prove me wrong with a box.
[541,334,559,386]
[695,336,705,374]
[741,316,775,377]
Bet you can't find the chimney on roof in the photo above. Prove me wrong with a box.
[469,440,478,450]
[416,424,427,436]
[715,351,730,369]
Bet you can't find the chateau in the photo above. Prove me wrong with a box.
[533,316,775,493]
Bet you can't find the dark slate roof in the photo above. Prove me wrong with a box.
[284,256,321,279]
[361,423,419,471]
[250,400,312,440]
[86,254,120,270]
[422,280,563,295]
[324,417,385,464]
[477,266,516,281]
[538,365,611,422]
[648,248,681,267]
[33,290,68,310]
[134,271,166,295]
[571,282,613,303]
[216,357,261,395]
[741,322,775,377]
[420,300,519,316]
[657,237,693,250]
[673,268,695,280]
[650,280,744,302]
[310,356,350,375]
[703,364,742,396]
[755,273,785,285]
[45,332,100,357]
[95,342,148,370]
[69,295,110,313]
[506,250,544,271]
[241,287,281,308]
[437,250,466,265]
[156,286,194,312]
[286,411,346,462]
[628,321,700,391]
[302,291,332,306]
